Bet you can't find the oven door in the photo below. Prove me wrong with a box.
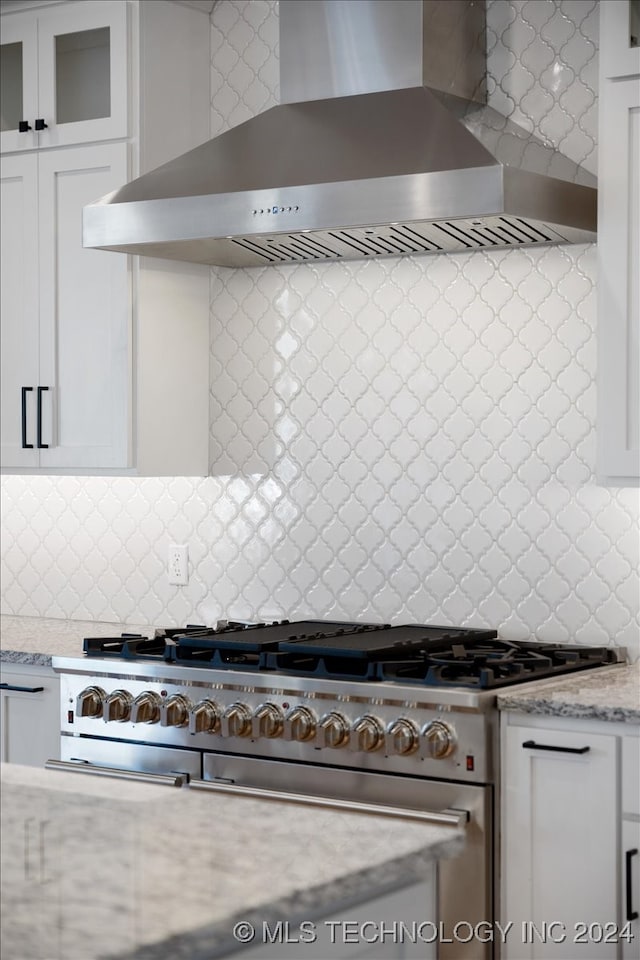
[202,752,493,960]
[60,735,202,780]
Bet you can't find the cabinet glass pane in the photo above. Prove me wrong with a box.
[55,28,110,125]
[632,0,640,48]
[0,43,23,132]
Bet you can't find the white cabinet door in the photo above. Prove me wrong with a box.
[0,10,39,153]
[502,723,618,959]
[0,0,128,153]
[0,144,130,470]
[622,819,640,960]
[600,0,640,81]
[0,152,39,468]
[38,142,130,469]
[597,76,640,481]
[0,664,60,767]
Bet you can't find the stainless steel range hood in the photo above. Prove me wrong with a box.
[83,0,597,266]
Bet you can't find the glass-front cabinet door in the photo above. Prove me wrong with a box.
[0,0,127,153]
[0,13,39,153]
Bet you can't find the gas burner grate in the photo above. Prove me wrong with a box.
[83,634,163,659]
[378,640,619,689]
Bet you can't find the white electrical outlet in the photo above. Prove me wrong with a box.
[167,544,189,585]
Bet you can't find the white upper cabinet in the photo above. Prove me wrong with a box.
[600,0,640,80]
[597,0,640,483]
[0,1,128,153]
[0,1,211,476]
[0,143,129,470]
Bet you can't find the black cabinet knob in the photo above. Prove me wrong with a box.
[34,118,48,131]
[18,120,32,132]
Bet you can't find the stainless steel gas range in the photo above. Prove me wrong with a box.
[52,621,620,960]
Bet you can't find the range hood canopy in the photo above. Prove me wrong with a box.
[83,0,597,266]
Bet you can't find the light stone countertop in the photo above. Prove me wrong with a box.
[497,662,640,724]
[0,614,160,665]
[0,762,464,960]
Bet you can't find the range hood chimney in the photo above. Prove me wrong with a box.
[83,0,597,266]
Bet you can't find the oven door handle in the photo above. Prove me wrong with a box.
[45,759,186,787]
[188,778,469,828]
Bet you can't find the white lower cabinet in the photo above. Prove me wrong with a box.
[0,663,60,766]
[501,713,640,960]
[621,819,640,960]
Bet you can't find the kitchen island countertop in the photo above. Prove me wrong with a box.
[496,662,640,724]
[0,761,463,960]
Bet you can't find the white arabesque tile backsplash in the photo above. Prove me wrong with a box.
[1,0,639,659]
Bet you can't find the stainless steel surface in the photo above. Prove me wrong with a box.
[386,718,421,756]
[189,698,220,734]
[82,0,597,265]
[75,685,105,718]
[55,656,495,781]
[202,753,492,960]
[282,704,316,741]
[188,776,468,828]
[220,701,252,738]
[280,0,485,104]
[350,714,385,752]
[423,719,456,759]
[45,758,185,787]
[251,702,284,739]
[60,734,203,780]
[130,690,161,724]
[102,688,132,723]
[160,693,190,727]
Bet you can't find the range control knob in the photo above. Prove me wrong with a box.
[283,705,316,742]
[385,718,420,756]
[220,702,252,738]
[189,699,220,734]
[317,711,350,749]
[160,694,191,728]
[76,685,106,718]
[103,689,133,723]
[422,720,456,759]
[131,691,161,724]
[350,715,384,753]
[252,703,284,739]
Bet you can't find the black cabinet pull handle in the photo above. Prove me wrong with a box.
[34,118,48,131]
[21,386,33,448]
[522,739,590,755]
[18,120,32,132]
[37,386,49,448]
[627,848,639,921]
[0,683,45,693]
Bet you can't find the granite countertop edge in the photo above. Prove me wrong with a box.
[496,695,640,724]
[1,648,55,666]
[0,615,159,666]
[114,834,465,960]
[496,663,640,725]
